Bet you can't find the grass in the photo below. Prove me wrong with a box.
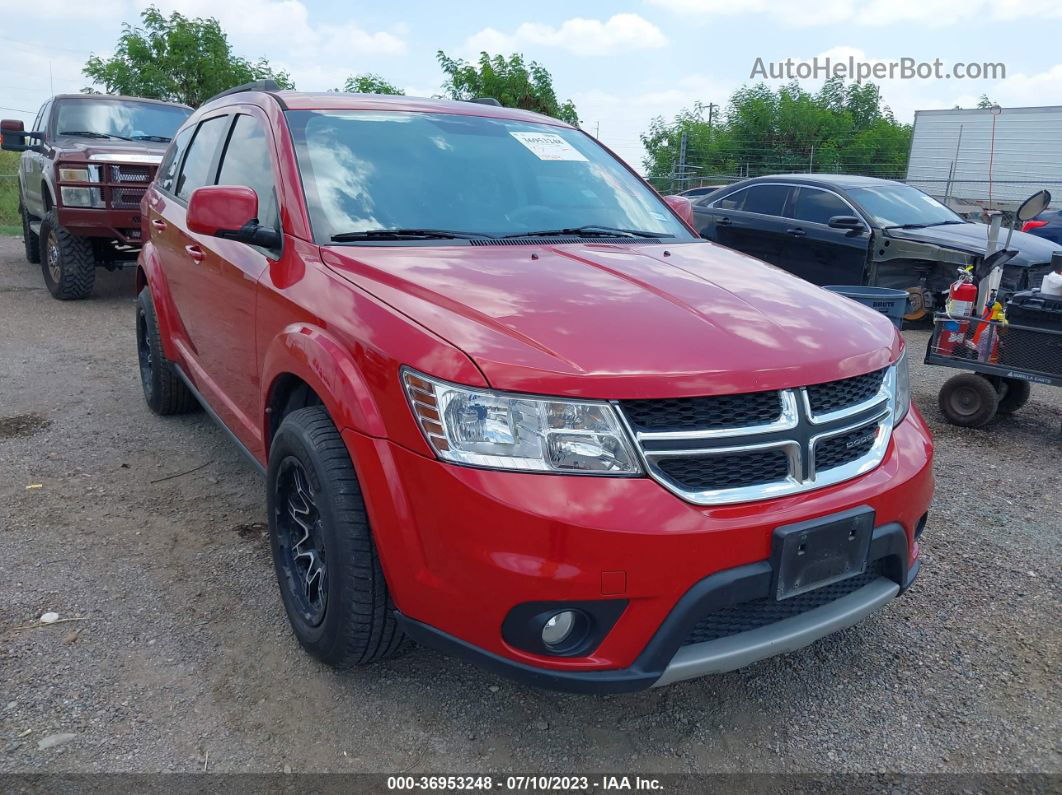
[0,149,20,232]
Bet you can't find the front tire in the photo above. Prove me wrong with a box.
[136,287,198,415]
[939,373,999,428]
[20,203,40,264]
[39,209,95,300]
[267,406,408,668]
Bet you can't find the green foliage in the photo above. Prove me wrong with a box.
[0,150,21,232]
[82,6,294,107]
[641,78,911,189]
[976,94,997,109]
[436,51,578,125]
[342,74,404,95]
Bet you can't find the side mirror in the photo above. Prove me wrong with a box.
[974,248,1018,281]
[1,119,41,152]
[663,195,694,226]
[828,215,865,230]
[1016,190,1051,223]
[187,185,281,248]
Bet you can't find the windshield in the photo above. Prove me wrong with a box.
[286,110,694,242]
[54,98,191,142]
[847,184,964,228]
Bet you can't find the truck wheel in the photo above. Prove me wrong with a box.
[136,287,198,415]
[39,209,95,300]
[939,373,999,428]
[20,204,40,264]
[267,406,409,668]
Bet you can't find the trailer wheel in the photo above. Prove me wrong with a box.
[939,373,999,428]
[993,377,1032,414]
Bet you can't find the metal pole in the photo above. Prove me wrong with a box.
[809,144,814,173]
[676,130,688,192]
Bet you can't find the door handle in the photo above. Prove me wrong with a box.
[717,216,732,226]
[185,244,206,262]
[151,219,166,232]
[786,227,806,237]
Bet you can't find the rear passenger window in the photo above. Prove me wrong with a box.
[175,115,228,201]
[791,188,852,225]
[216,114,278,229]
[156,126,193,194]
[713,188,747,211]
[741,185,791,216]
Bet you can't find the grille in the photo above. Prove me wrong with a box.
[657,449,789,492]
[469,237,638,246]
[621,390,782,432]
[806,369,886,414]
[111,187,146,209]
[814,425,878,472]
[110,165,153,183]
[683,561,885,646]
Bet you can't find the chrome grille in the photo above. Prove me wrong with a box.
[618,368,896,506]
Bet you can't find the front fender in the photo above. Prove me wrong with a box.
[260,324,388,445]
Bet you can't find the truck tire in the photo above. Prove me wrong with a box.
[39,209,95,300]
[267,405,409,668]
[20,204,40,264]
[136,287,198,415]
[938,373,999,428]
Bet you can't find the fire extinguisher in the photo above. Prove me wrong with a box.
[939,267,977,356]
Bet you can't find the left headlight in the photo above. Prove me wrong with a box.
[402,369,642,475]
[57,166,100,183]
[891,349,911,424]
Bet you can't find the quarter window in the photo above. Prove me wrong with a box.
[216,114,278,229]
[791,187,853,225]
[713,188,747,211]
[157,126,193,194]
[175,115,228,201]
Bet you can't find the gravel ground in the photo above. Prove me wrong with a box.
[0,235,1059,775]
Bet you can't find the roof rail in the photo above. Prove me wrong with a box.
[202,79,282,105]
[467,97,502,107]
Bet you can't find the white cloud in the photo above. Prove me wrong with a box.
[0,0,127,20]
[466,14,667,56]
[646,0,1062,26]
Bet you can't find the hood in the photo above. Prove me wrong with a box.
[53,137,169,163]
[886,222,1060,266]
[322,241,900,399]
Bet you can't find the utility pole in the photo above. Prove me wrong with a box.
[594,121,600,138]
[707,102,718,133]
[676,130,688,192]
[809,144,814,173]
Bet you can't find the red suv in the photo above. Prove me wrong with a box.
[136,83,933,692]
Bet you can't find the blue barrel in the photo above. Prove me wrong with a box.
[823,285,909,329]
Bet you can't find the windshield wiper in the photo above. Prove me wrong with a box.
[331,228,497,242]
[886,220,965,230]
[59,130,133,141]
[130,134,172,142]
[502,225,669,239]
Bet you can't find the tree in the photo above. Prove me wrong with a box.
[641,78,912,189]
[976,94,998,109]
[436,51,578,125]
[83,6,293,107]
[341,74,404,95]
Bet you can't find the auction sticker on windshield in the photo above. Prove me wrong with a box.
[510,131,588,161]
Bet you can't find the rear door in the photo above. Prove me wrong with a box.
[176,110,280,454]
[782,186,871,285]
[695,184,793,266]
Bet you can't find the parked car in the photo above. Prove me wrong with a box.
[691,175,1061,319]
[678,184,725,199]
[136,83,932,693]
[1023,209,1062,245]
[1,94,191,299]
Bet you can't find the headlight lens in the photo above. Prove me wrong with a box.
[58,167,95,182]
[402,369,641,475]
[892,349,911,424]
[59,186,104,208]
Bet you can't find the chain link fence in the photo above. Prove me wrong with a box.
[1,173,20,235]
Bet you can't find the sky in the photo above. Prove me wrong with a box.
[2,0,1061,170]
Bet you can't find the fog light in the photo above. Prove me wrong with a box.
[541,611,577,648]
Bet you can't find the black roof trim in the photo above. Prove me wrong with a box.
[201,80,287,109]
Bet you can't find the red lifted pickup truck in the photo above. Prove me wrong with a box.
[136,83,933,692]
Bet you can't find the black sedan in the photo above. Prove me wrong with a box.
[690,175,1061,317]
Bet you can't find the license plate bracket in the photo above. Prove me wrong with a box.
[771,506,875,601]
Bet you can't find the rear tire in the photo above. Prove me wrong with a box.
[136,287,198,415]
[20,204,40,264]
[267,406,409,668]
[939,373,999,428]
[40,209,95,300]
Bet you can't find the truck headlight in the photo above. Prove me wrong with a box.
[58,166,98,182]
[60,186,104,208]
[402,369,642,475]
[891,350,911,424]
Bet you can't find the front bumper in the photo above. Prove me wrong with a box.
[344,407,933,692]
[57,206,144,245]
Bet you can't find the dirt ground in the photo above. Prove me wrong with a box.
[0,235,1059,775]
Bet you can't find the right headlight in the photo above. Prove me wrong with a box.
[891,349,911,424]
[402,369,642,475]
